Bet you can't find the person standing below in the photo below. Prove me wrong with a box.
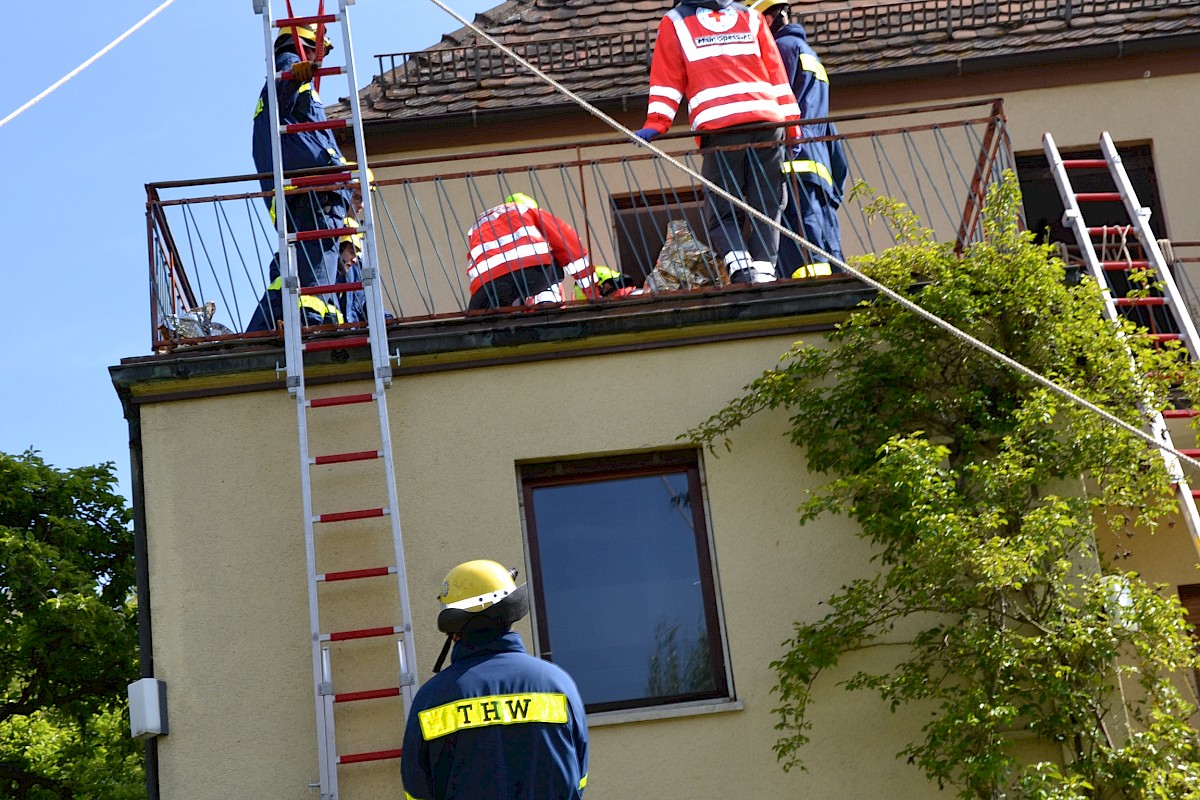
[750,0,848,279]
[402,560,589,800]
[636,0,801,285]
[466,193,599,309]
[247,23,351,332]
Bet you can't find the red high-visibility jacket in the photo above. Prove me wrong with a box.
[466,202,597,298]
[643,1,800,138]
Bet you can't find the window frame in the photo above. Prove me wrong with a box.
[518,448,733,715]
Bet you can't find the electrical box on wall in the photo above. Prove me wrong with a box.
[128,678,168,740]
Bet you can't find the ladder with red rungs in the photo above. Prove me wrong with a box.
[1044,131,1200,558]
[253,2,417,797]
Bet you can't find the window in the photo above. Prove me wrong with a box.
[519,450,730,714]
[1016,142,1176,332]
[1015,142,1167,249]
[610,189,709,283]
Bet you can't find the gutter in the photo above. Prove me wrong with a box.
[116,385,160,800]
[111,280,874,402]
[833,32,1200,87]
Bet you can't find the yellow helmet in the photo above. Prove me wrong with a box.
[747,0,789,12]
[338,216,362,254]
[574,264,623,300]
[504,192,539,209]
[436,559,529,634]
[275,23,334,54]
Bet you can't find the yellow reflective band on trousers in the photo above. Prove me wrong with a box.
[417,693,569,741]
[782,159,833,187]
[792,263,832,279]
[266,277,345,324]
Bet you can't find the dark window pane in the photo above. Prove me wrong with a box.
[522,453,726,712]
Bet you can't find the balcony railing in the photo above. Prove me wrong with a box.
[371,0,1198,87]
[145,99,1012,352]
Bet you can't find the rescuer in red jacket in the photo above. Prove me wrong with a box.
[635,0,801,286]
[466,194,600,309]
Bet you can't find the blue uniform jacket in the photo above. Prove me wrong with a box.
[774,22,848,207]
[402,631,589,800]
[252,50,349,197]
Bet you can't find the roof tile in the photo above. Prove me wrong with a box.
[331,0,1200,122]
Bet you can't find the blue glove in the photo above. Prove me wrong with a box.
[634,127,659,143]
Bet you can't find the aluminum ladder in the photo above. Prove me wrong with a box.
[253,2,418,797]
[1044,131,1200,558]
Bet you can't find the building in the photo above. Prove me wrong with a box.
[112,1,1200,798]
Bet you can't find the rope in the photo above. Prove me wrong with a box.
[423,0,1200,474]
[0,0,179,129]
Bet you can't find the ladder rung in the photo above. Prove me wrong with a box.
[313,449,381,465]
[1088,225,1135,235]
[1100,260,1151,272]
[338,748,403,765]
[1062,159,1109,169]
[308,393,374,408]
[282,65,346,81]
[301,281,364,296]
[1178,449,1200,458]
[276,13,338,28]
[323,625,403,642]
[317,508,386,523]
[334,687,402,704]
[1162,409,1200,419]
[318,566,395,583]
[1147,333,1182,343]
[303,336,371,352]
[282,119,350,135]
[1075,192,1121,202]
[1115,297,1166,307]
[289,172,352,188]
[290,226,358,243]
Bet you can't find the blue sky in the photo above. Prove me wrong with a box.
[0,0,498,497]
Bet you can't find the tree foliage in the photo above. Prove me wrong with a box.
[689,176,1200,799]
[0,450,142,799]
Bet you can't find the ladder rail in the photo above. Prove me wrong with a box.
[1044,132,1200,558]
[337,0,392,381]
[1099,132,1200,359]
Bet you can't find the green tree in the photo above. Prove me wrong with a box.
[0,450,142,799]
[690,176,1200,799]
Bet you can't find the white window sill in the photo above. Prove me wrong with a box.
[586,698,743,727]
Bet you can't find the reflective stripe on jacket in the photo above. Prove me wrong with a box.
[266,276,344,324]
[466,202,597,297]
[643,1,800,135]
[774,22,847,203]
[401,632,588,800]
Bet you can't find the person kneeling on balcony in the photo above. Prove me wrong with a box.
[466,193,599,309]
[635,0,801,286]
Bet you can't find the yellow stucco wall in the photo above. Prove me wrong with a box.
[136,66,1200,800]
[140,331,956,800]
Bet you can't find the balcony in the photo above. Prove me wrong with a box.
[145,99,1015,353]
